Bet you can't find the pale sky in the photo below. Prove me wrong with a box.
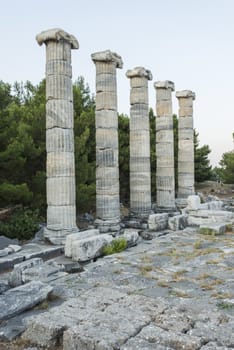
[0,0,233,166]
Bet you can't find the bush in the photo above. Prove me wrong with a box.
[0,207,40,241]
[102,237,127,256]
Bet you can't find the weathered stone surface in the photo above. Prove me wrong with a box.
[187,195,201,210]
[122,324,203,350]
[65,229,99,258]
[92,50,122,232]
[168,214,188,231]
[8,258,43,287]
[122,229,139,247]
[0,243,63,273]
[37,28,79,244]
[71,234,113,261]
[187,209,234,226]
[154,81,175,209]
[127,67,152,218]
[199,223,226,235]
[176,90,196,199]
[0,281,9,294]
[0,281,53,321]
[148,213,168,231]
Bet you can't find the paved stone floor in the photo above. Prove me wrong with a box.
[1,228,234,349]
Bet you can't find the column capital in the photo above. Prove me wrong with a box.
[36,28,79,49]
[154,80,175,91]
[126,66,152,80]
[91,50,123,68]
[176,90,196,100]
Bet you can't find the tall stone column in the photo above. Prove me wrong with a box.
[176,90,196,199]
[36,28,79,244]
[126,67,152,218]
[91,50,123,233]
[154,81,175,210]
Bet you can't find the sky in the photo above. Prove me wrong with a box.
[0,0,233,166]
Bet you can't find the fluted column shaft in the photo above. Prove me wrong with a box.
[176,90,196,198]
[36,28,79,244]
[91,50,123,232]
[126,67,152,217]
[154,81,175,209]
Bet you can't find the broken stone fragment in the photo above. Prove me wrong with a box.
[0,281,53,321]
[148,213,168,231]
[71,234,113,262]
[122,229,139,247]
[168,214,188,231]
[65,229,99,258]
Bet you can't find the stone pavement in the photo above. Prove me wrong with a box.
[0,227,234,349]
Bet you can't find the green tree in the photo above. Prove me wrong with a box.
[73,77,96,212]
[118,113,130,204]
[194,130,212,182]
[218,133,234,183]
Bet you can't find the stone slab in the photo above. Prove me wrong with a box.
[0,243,64,272]
[0,281,53,321]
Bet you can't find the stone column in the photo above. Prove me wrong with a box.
[126,67,152,218]
[91,50,123,233]
[154,81,175,210]
[176,90,196,199]
[36,28,79,244]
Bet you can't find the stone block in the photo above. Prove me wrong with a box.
[96,73,116,92]
[46,128,74,152]
[187,195,201,210]
[46,205,77,230]
[95,110,118,129]
[46,74,73,100]
[188,210,234,226]
[46,60,72,77]
[65,229,99,258]
[46,100,73,129]
[199,223,226,235]
[8,258,43,287]
[47,152,75,177]
[130,86,148,104]
[148,213,168,231]
[0,281,53,321]
[96,128,118,149]
[96,194,120,220]
[71,234,113,262]
[122,229,139,247]
[168,215,188,231]
[46,177,76,206]
[95,91,117,110]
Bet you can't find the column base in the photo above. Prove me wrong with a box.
[153,206,179,216]
[43,226,79,245]
[175,198,188,209]
[94,218,120,234]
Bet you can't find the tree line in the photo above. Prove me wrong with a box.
[0,77,232,218]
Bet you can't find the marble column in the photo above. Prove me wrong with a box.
[91,50,123,233]
[36,28,79,244]
[126,67,152,218]
[176,90,196,199]
[154,81,175,210]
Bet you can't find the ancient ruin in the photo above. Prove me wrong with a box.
[126,67,152,218]
[154,81,175,210]
[36,28,79,244]
[0,28,234,350]
[176,90,196,200]
[91,50,123,233]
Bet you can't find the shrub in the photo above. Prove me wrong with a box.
[102,237,127,256]
[0,207,40,241]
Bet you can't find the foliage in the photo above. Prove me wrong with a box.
[194,130,212,182]
[0,207,40,241]
[102,237,127,255]
[119,114,130,204]
[218,133,234,184]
